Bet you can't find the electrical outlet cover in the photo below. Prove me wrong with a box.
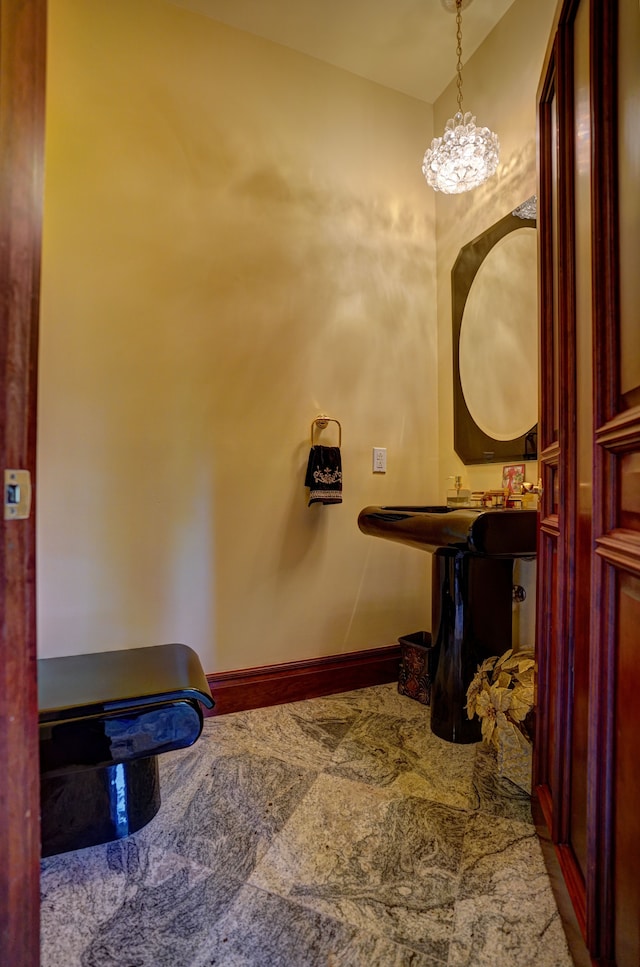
[372,448,387,473]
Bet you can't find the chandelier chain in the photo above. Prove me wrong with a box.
[455,0,463,114]
[421,0,499,193]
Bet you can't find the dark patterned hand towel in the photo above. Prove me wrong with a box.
[305,446,342,506]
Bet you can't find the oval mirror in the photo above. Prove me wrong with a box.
[452,202,538,465]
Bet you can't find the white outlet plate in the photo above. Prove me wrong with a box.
[372,447,387,473]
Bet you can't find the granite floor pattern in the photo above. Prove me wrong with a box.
[40,684,574,967]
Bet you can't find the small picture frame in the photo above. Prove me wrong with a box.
[502,463,525,494]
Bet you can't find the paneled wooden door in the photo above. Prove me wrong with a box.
[534,1,640,964]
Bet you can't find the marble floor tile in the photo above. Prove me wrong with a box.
[156,751,318,877]
[328,711,476,809]
[191,884,442,967]
[447,813,573,967]
[194,698,362,771]
[330,682,433,723]
[41,845,128,967]
[469,744,532,824]
[40,684,574,967]
[250,773,466,961]
[41,839,242,967]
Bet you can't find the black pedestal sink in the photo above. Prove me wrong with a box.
[358,506,537,743]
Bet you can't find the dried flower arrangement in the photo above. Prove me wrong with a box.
[466,648,535,746]
[466,649,536,792]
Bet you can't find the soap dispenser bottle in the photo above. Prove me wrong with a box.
[446,475,470,507]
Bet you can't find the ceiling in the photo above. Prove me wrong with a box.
[168,0,518,104]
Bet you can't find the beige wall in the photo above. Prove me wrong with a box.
[434,0,557,497]
[38,0,439,668]
[433,0,557,647]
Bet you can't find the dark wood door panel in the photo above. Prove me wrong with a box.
[536,1,640,964]
[617,0,640,410]
[0,2,46,965]
[614,573,640,967]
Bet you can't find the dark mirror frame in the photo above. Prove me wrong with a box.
[452,208,538,465]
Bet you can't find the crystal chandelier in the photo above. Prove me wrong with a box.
[422,0,499,194]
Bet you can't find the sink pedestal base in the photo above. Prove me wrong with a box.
[430,548,513,743]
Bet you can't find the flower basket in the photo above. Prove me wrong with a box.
[466,648,535,793]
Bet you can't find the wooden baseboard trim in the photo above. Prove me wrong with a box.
[533,786,587,936]
[532,788,591,966]
[205,644,400,716]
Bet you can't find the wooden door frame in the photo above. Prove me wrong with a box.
[0,2,46,964]
[535,1,640,963]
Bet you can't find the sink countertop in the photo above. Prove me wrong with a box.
[357,505,537,557]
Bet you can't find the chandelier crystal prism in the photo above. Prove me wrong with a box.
[422,0,499,194]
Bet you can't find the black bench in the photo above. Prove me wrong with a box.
[38,643,214,857]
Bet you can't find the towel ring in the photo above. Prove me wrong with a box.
[311,415,341,448]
